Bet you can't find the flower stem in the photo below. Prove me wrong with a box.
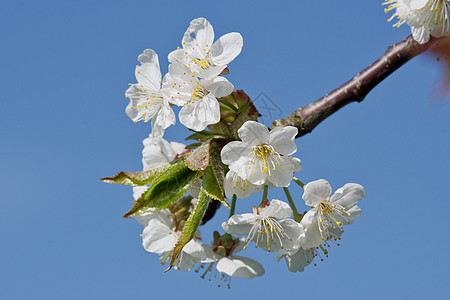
[229,195,237,218]
[262,185,268,200]
[283,187,302,222]
[293,176,305,189]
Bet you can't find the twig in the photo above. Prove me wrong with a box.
[271,35,440,137]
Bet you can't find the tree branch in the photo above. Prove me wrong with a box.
[271,35,440,137]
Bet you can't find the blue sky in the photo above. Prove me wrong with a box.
[1,1,449,299]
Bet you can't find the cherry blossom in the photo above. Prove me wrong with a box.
[221,121,302,187]
[168,17,243,79]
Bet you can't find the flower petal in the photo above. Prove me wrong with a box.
[330,183,365,209]
[224,170,262,199]
[261,199,292,219]
[269,126,298,155]
[210,32,244,66]
[182,18,214,57]
[136,49,161,91]
[202,76,234,98]
[222,213,257,235]
[283,248,313,272]
[142,219,178,253]
[302,179,332,207]
[221,141,252,166]
[216,256,264,279]
[238,121,270,146]
[267,157,296,187]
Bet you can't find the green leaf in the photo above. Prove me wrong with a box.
[202,144,229,208]
[101,161,179,186]
[123,160,199,218]
[208,119,232,138]
[168,187,210,271]
[185,130,223,142]
[185,142,210,171]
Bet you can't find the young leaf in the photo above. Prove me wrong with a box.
[168,187,210,271]
[101,161,177,186]
[123,160,199,218]
[201,144,229,208]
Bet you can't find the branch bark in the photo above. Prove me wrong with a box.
[271,35,440,137]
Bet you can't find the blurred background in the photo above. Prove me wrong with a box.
[1,1,449,299]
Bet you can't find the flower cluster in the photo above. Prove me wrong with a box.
[384,0,450,43]
[103,17,368,286]
[125,17,243,138]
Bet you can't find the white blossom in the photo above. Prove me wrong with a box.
[141,209,206,271]
[221,121,302,187]
[141,135,186,171]
[300,179,365,249]
[224,170,264,199]
[168,17,243,79]
[165,62,233,131]
[199,242,264,284]
[384,0,450,43]
[222,199,303,253]
[125,49,176,138]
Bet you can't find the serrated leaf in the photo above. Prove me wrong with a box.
[185,142,202,150]
[123,160,199,218]
[202,144,229,208]
[208,119,232,138]
[168,187,210,271]
[185,130,221,142]
[101,161,178,186]
[185,142,210,171]
[202,165,229,208]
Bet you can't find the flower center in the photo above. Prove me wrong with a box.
[249,145,282,176]
[316,201,352,241]
[192,57,214,70]
[243,216,291,252]
[184,84,209,106]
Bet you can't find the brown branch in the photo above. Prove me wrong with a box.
[271,35,441,137]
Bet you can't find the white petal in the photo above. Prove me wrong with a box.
[151,98,176,130]
[182,18,214,57]
[170,141,186,155]
[412,26,430,44]
[301,219,323,250]
[261,199,292,219]
[283,248,313,272]
[134,209,156,227]
[267,157,296,187]
[222,213,257,235]
[142,219,178,253]
[202,76,234,98]
[136,50,161,91]
[238,121,270,146]
[221,141,252,166]
[183,239,206,259]
[178,93,220,131]
[302,179,332,207]
[216,256,264,279]
[269,126,298,155]
[346,205,362,223]
[224,170,261,199]
[196,65,227,79]
[330,183,365,209]
[410,0,428,10]
[278,219,304,252]
[210,32,244,66]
